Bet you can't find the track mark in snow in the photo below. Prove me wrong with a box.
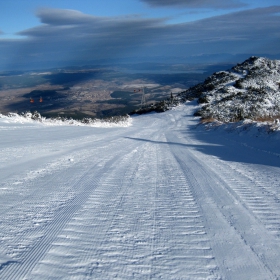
[196,152,280,239]
[148,138,219,279]
[0,137,142,279]
[25,132,220,279]
[168,131,280,279]
[27,140,153,279]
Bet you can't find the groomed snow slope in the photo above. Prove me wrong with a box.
[0,102,280,279]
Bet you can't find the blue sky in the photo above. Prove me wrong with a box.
[0,0,280,70]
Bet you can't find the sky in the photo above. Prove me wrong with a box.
[0,0,280,71]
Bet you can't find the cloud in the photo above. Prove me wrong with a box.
[18,8,164,48]
[12,8,167,66]
[37,8,99,25]
[0,6,279,70]
[140,0,246,9]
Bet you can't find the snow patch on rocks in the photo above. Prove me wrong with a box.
[184,56,280,123]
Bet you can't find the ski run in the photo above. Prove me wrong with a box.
[0,101,280,279]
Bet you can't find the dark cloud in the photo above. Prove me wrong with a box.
[9,8,167,68]
[37,8,99,25]
[140,0,246,9]
[0,6,280,70]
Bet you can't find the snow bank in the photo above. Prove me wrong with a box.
[0,112,132,128]
[200,118,280,134]
[196,118,280,159]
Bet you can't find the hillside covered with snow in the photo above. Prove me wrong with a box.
[185,56,280,122]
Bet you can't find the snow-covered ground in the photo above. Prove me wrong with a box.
[0,101,280,279]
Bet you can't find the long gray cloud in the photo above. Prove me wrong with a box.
[0,6,279,70]
[140,0,246,9]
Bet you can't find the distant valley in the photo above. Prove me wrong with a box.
[0,63,232,119]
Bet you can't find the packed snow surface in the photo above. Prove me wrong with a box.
[0,101,280,279]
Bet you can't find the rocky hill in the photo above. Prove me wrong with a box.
[135,56,280,123]
[184,56,280,122]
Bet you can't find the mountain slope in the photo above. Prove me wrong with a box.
[180,56,280,122]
